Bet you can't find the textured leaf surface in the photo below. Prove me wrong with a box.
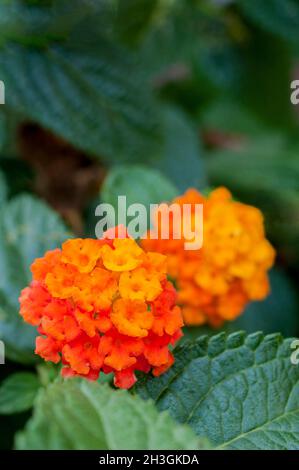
[137,332,299,450]
[0,194,71,363]
[0,42,162,164]
[0,372,40,414]
[15,379,205,450]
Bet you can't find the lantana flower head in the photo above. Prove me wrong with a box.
[19,227,183,388]
[142,187,275,327]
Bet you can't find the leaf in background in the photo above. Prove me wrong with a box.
[0,372,40,415]
[100,164,178,232]
[237,31,294,129]
[15,379,206,450]
[114,0,160,44]
[139,0,215,79]
[193,22,294,129]
[0,194,71,364]
[0,113,6,153]
[102,164,178,207]
[152,106,207,192]
[137,331,299,450]
[0,41,162,164]
[0,0,65,46]
[206,138,299,264]
[200,99,269,137]
[0,0,111,47]
[0,157,33,198]
[0,170,7,204]
[237,0,299,44]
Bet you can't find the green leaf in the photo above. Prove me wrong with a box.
[114,0,160,44]
[0,170,7,204]
[238,32,294,129]
[102,164,178,208]
[0,0,111,46]
[0,113,6,152]
[200,99,269,137]
[139,1,205,78]
[100,164,178,232]
[0,194,71,364]
[238,0,299,44]
[0,41,162,164]
[15,379,206,450]
[0,372,40,415]
[0,157,32,197]
[153,107,207,192]
[206,138,299,263]
[137,331,299,450]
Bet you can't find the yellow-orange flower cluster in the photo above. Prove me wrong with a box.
[19,229,183,388]
[142,187,275,327]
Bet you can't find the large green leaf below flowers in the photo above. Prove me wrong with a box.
[137,331,299,450]
[15,379,208,450]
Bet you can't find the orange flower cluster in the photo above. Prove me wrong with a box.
[142,187,275,327]
[19,230,183,388]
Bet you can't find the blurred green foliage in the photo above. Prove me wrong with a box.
[0,0,299,450]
